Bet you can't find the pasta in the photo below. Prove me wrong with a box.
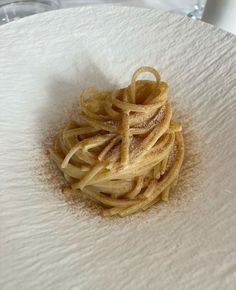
[50,66,184,217]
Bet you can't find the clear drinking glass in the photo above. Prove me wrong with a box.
[153,0,206,18]
[188,0,206,19]
[0,0,61,25]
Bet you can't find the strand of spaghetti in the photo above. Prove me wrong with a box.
[103,207,125,217]
[111,83,163,126]
[52,141,170,184]
[63,173,76,184]
[81,114,118,133]
[129,66,161,103]
[82,134,115,152]
[130,107,165,132]
[100,136,173,180]
[167,122,182,133]
[161,186,170,201]
[80,166,90,171]
[60,122,79,154]
[81,188,140,207]
[63,127,100,139]
[129,110,157,127]
[58,132,71,157]
[111,96,164,113]
[142,196,161,211]
[131,101,172,161]
[83,134,174,184]
[102,196,161,217]
[118,184,158,217]
[64,135,98,165]
[80,90,111,121]
[160,157,168,175]
[93,180,134,190]
[60,141,93,168]
[61,134,115,168]
[120,90,130,166]
[62,136,95,167]
[61,134,172,184]
[144,82,168,105]
[81,111,169,136]
[105,152,120,169]
[114,133,184,216]
[98,136,120,161]
[91,180,134,197]
[50,149,84,179]
[144,132,184,198]
[153,163,161,179]
[72,162,105,190]
[125,176,144,199]
[85,152,168,183]
[104,91,121,119]
[126,82,167,127]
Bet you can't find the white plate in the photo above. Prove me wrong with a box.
[0,6,236,290]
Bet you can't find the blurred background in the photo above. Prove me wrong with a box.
[0,0,235,34]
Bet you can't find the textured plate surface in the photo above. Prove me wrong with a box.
[0,6,236,290]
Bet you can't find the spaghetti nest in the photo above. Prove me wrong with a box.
[50,67,184,217]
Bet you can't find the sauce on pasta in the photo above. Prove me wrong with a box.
[50,67,184,217]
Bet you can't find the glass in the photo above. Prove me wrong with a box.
[188,0,206,19]
[146,0,206,18]
[0,0,61,25]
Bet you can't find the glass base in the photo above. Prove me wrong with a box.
[188,4,205,20]
[0,1,60,25]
